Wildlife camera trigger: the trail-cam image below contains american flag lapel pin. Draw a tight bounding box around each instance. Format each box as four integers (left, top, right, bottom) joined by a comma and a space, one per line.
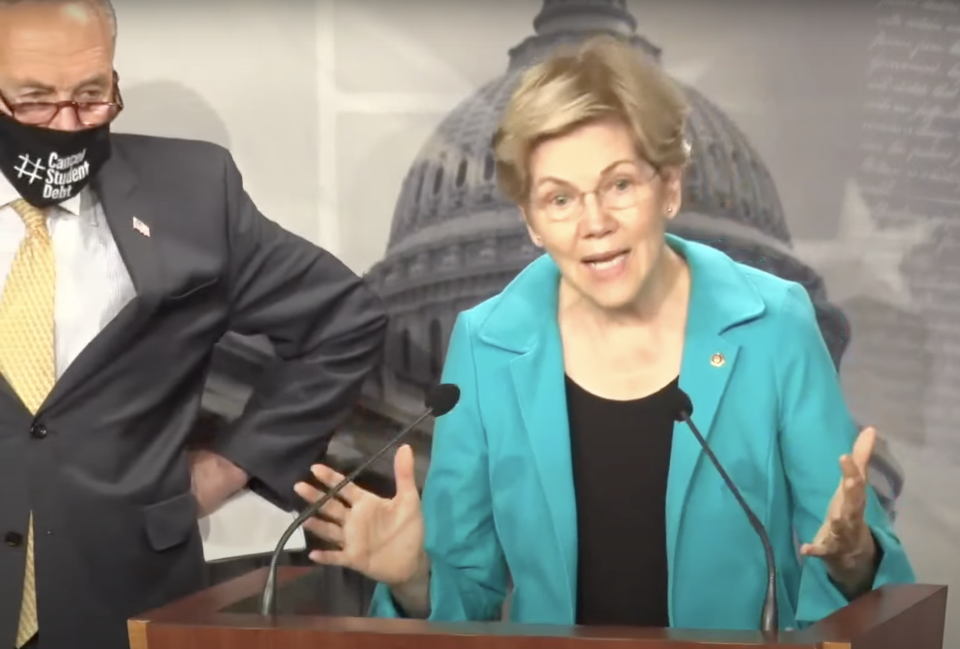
132, 216, 151, 237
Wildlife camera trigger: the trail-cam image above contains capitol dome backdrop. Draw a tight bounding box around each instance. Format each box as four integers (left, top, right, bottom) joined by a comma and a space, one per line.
351, 0, 903, 510
163, 1, 958, 641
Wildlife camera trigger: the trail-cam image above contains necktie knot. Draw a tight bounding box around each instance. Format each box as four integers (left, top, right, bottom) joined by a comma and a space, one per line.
8, 199, 48, 236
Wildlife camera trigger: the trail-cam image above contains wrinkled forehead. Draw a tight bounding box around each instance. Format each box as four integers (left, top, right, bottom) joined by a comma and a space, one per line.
535, 160, 650, 194
0, 1, 114, 93
527, 119, 649, 188
60, 1, 99, 23
0, 0, 109, 30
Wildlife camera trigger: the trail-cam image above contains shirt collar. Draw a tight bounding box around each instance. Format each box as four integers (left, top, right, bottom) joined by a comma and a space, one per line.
0, 168, 87, 218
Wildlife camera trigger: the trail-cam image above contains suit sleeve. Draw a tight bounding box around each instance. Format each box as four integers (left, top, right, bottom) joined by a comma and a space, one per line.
368, 313, 509, 621
776, 282, 915, 625
209, 150, 388, 507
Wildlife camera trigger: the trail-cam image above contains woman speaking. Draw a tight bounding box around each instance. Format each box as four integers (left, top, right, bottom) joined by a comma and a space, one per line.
295, 36, 915, 630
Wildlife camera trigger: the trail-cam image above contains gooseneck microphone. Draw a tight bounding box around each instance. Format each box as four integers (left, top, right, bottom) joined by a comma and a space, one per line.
258, 383, 461, 617
671, 387, 779, 636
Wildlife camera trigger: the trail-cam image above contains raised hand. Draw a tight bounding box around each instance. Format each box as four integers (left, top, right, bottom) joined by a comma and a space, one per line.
800, 427, 878, 582
294, 444, 427, 587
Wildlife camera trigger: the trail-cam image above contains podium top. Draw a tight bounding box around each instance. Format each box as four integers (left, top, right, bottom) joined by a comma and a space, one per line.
129, 567, 947, 649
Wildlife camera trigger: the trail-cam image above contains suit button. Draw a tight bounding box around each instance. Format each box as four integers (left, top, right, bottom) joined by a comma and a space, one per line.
30, 423, 47, 439
4, 531, 23, 547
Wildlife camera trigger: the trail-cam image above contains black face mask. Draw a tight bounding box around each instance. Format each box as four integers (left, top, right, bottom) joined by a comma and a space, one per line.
0, 111, 112, 208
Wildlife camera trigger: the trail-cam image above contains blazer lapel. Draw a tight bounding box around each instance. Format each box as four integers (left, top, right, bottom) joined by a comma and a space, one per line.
509, 321, 578, 618
480, 255, 578, 620
96, 147, 165, 306
662, 235, 765, 620
41, 143, 166, 414
665, 332, 739, 601
0, 377, 20, 418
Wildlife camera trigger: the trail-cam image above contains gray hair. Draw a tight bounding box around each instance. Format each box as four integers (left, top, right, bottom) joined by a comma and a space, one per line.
0, 0, 117, 40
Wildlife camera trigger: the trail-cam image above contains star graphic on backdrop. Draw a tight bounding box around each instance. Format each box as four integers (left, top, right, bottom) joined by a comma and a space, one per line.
792, 178, 941, 311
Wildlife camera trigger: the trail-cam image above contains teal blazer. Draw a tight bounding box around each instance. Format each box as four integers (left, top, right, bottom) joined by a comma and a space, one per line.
370, 235, 914, 629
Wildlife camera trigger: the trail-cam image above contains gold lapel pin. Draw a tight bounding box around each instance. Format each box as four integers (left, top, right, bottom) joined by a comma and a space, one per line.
710, 353, 725, 367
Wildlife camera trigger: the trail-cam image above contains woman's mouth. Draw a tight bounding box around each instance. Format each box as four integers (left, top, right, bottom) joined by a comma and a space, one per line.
581, 249, 630, 279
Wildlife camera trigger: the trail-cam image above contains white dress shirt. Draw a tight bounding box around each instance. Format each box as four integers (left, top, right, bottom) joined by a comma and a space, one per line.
0, 172, 135, 379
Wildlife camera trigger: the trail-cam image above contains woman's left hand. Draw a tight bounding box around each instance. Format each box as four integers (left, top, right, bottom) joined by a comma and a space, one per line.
800, 426, 878, 579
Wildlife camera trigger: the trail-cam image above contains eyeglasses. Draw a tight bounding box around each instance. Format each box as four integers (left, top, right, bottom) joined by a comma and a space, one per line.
0, 72, 124, 128
531, 164, 658, 222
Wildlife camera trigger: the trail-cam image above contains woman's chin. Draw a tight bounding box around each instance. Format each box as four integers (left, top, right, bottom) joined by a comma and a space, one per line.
574, 261, 643, 309
574, 277, 642, 312
590, 289, 641, 312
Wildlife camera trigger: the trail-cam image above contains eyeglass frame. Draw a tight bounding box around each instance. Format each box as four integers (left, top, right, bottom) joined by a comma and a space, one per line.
0, 70, 124, 128
528, 161, 662, 223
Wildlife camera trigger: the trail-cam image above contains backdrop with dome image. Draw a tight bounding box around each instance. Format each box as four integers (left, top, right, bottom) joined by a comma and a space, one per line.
119, 0, 958, 643
359, 0, 903, 513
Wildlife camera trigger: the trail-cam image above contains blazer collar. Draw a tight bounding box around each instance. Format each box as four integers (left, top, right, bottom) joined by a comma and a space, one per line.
477, 233, 766, 352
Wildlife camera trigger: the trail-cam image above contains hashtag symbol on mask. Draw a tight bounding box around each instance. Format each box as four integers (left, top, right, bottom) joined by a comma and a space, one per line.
13, 154, 45, 184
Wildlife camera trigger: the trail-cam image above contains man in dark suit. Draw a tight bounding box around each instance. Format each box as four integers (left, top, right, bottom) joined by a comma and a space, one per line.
0, 1, 388, 648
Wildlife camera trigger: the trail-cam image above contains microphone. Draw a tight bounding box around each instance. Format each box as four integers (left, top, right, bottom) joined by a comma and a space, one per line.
258, 383, 461, 617
671, 387, 779, 636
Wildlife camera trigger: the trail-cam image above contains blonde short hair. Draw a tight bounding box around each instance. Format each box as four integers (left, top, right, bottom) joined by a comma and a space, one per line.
492, 35, 690, 205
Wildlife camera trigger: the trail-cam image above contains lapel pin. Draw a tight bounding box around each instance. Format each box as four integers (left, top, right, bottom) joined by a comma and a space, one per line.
710, 353, 725, 367
132, 216, 151, 238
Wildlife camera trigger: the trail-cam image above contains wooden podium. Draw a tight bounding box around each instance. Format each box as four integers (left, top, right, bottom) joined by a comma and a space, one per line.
128, 567, 948, 649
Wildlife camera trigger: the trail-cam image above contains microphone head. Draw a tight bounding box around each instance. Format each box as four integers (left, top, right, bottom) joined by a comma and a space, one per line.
671, 386, 694, 422
425, 383, 461, 417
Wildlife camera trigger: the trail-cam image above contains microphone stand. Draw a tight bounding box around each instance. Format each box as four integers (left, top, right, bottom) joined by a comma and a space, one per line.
677, 409, 779, 636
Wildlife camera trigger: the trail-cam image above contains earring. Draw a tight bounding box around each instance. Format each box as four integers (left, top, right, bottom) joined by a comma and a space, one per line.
666, 206, 675, 215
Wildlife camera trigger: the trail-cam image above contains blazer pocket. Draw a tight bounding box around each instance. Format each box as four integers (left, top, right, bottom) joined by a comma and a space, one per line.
143, 490, 200, 551
164, 277, 220, 303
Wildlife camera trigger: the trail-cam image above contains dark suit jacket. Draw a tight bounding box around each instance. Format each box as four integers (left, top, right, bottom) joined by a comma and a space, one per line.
0, 134, 388, 649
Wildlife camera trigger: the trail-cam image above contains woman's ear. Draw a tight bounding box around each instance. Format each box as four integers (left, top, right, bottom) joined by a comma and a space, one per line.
659, 166, 683, 219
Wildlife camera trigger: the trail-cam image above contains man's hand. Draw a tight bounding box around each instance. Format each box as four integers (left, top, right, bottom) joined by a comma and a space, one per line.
189, 449, 249, 517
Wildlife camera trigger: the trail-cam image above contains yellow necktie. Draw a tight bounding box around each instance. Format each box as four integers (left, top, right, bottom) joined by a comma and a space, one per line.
0, 198, 56, 647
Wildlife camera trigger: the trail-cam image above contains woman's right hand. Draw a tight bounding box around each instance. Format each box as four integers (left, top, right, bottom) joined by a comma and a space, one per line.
294, 444, 428, 588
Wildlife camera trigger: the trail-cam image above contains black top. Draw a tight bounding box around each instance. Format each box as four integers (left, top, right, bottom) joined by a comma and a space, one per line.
566, 375, 679, 627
